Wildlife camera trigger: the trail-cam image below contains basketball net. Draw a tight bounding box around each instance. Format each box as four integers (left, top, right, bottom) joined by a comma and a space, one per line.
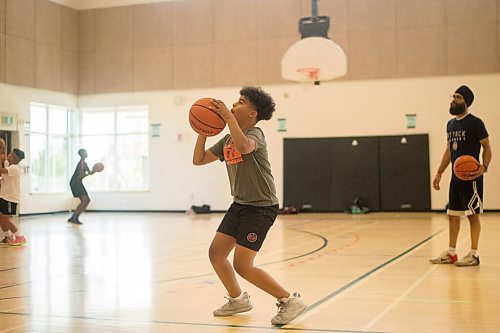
297, 67, 320, 82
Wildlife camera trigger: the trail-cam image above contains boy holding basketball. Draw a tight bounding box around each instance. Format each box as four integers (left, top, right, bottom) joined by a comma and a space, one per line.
0, 147, 27, 246
68, 149, 95, 225
192, 86, 306, 325
431, 85, 492, 266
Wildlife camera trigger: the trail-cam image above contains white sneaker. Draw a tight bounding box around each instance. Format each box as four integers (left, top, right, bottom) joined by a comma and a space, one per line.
455, 253, 480, 267
213, 292, 253, 316
429, 251, 458, 264
271, 292, 307, 325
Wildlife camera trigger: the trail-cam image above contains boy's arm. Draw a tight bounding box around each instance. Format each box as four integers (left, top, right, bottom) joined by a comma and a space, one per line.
225, 116, 256, 154
210, 99, 256, 154
81, 170, 95, 179
193, 135, 219, 166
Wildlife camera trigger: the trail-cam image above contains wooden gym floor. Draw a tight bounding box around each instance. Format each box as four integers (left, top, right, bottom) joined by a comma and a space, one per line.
0, 212, 499, 332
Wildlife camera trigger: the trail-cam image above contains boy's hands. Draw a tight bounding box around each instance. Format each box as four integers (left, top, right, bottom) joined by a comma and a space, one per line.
209, 99, 232, 122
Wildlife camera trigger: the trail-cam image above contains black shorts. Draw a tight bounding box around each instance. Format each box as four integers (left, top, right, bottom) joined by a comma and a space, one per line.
70, 179, 88, 198
448, 178, 483, 216
0, 198, 17, 215
217, 202, 279, 251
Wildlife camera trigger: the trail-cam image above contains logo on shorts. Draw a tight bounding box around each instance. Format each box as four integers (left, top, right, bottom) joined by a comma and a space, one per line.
247, 233, 258, 243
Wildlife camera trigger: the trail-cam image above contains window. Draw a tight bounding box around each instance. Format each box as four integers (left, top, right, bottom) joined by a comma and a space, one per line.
80, 106, 149, 191
30, 103, 74, 193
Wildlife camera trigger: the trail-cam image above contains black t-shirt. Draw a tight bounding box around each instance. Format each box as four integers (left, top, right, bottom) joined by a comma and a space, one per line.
70, 160, 90, 184
447, 113, 488, 180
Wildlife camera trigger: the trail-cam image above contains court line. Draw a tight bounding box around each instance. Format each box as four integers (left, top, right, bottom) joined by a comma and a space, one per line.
0, 220, 439, 332
0, 268, 21, 272
360, 265, 439, 331
0, 310, 388, 333
400, 297, 472, 304
361, 235, 470, 331
0, 285, 18, 291
155, 220, 379, 283
0, 223, 435, 332
154, 228, 329, 283
0, 228, 327, 300
0, 296, 26, 301
298, 229, 445, 314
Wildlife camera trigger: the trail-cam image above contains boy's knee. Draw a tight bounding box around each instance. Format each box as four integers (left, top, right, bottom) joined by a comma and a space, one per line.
233, 260, 252, 278
208, 246, 223, 264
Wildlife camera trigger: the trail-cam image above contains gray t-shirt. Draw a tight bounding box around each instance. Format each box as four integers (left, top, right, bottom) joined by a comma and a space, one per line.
209, 127, 279, 207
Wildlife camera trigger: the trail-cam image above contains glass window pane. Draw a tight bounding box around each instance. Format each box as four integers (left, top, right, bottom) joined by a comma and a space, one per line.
30, 133, 47, 192
30, 103, 47, 133
116, 134, 149, 190
48, 136, 69, 191
49, 106, 68, 134
79, 106, 150, 192
116, 110, 148, 134
80, 135, 115, 191
81, 111, 114, 135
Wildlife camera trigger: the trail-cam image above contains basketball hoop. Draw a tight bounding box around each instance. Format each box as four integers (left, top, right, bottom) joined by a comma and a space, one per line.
281, 37, 347, 83
297, 67, 320, 82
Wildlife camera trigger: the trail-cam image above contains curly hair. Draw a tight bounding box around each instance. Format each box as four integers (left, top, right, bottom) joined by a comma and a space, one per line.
240, 86, 276, 121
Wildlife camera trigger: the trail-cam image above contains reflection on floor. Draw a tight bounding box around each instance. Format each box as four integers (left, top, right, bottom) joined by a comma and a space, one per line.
0, 212, 499, 332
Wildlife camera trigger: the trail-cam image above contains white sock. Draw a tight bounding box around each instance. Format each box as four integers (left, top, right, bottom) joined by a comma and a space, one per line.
448, 247, 456, 256
4, 231, 12, 237
14, 231, 23, 237
230, 293, 244, 299
469, 249, 478, 256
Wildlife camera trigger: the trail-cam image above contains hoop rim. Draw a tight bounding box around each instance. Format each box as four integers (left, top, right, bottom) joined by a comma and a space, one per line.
296, 67, 321, 80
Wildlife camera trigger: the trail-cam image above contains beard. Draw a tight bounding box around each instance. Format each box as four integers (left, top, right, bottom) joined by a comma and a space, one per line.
449, 102, 466, 116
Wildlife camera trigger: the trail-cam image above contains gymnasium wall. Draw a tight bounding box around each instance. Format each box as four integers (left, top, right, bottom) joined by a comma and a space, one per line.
0, 0, 499, 213
0, 82, 78, 214
0, 0, 79, 93
74, 73, 500, 212
77, 0, 500, 93
1, 0, 499, 94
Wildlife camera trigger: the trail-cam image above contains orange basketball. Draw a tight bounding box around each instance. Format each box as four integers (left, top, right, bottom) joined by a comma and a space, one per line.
189, 98, 226, 136
453, 155, 480, 181
93, 162, 104, 173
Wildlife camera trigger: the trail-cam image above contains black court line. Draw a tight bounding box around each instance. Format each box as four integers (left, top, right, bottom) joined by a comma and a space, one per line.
305, 229, 445, 312
0, 267, 21, 272
154, 228, 329, 283
0, 270, 84, 291
0, 311, 389, 333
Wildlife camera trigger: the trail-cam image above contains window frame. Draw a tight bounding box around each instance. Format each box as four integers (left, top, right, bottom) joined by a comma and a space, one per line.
79, 105, 150, 192
29, 102, 75, 194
